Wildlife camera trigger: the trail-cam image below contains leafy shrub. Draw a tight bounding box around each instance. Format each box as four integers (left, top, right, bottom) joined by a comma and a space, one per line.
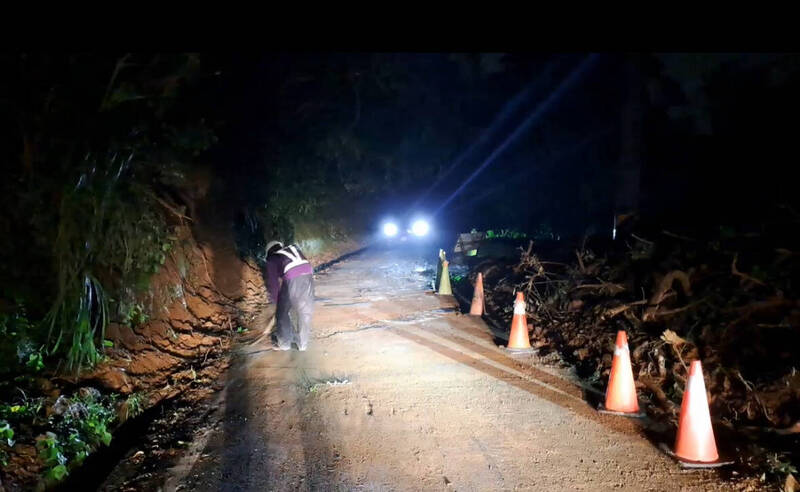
0, 420, 14, 446
122, 392, 145, 421
35, 391, 117, 483
0, 304, 45, 376
36, 433, 67, 482
486, 229, 528, 240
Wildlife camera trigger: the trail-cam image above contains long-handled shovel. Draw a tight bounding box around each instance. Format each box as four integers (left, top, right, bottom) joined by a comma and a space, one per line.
248, 315, 276, 346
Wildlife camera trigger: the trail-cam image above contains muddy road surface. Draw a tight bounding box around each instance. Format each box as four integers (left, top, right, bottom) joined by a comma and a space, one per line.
102, 246, 739, 491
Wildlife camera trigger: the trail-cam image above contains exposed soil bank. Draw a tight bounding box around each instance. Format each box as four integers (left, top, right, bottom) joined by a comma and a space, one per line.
0, 193, 365, 491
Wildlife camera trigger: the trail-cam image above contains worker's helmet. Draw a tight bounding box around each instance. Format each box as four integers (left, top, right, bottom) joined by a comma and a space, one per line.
266, 240, 284, 256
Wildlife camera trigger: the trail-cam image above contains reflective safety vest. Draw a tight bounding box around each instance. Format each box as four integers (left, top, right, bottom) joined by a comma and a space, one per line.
275, 245, 310, 274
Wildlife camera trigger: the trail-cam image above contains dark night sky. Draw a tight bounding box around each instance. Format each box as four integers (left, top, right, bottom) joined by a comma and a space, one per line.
193, 52, 799, 238
5, 53, 798, 240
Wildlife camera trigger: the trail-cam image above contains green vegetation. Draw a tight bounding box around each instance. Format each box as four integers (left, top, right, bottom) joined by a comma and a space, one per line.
36, 391, 117, 484
0, 420, 14, 466
0, 53, 218, 488
0, 388, 119, 485
1, 54, 214, 375
485, 229, 528, 240
36, 434, 67, 482
122, 393, 145, 421
766, 453, 797, 477
0, 304, 40, 376
120, 301, 149, 328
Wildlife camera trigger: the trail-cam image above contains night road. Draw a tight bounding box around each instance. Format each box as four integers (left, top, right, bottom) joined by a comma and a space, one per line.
3, 53, 797, 492
141, 247, 727, 492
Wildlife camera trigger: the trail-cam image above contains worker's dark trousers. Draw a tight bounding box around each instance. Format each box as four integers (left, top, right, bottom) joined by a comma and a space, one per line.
274, 273, 314, 349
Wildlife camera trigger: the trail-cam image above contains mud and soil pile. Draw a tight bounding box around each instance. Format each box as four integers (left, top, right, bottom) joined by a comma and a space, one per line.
470, 219, 799, 482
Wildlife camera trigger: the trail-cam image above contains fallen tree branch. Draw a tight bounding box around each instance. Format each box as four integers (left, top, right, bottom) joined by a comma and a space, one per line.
729, 297, 798, 314
101, 53, 132, 110
736, 370, 772, 424
574, 282, 626, 296
649, 270, 692, 307
639, 377, 678, 413
726, 297, 799, 329
575, 249, 586, 274
148, 192, 194, 223
773, 420, 800, 435
661, 230, 696, 242
731, 253, 766, 287
530, 279, 570, 285
643, 298, 707, 322
631, 233, 654, 246
667, 340, 689, 374
602, 299, 647, 319
775, 248, 799, 266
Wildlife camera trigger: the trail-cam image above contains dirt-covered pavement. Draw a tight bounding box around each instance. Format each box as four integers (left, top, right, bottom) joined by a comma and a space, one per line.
108, 246, 757, 491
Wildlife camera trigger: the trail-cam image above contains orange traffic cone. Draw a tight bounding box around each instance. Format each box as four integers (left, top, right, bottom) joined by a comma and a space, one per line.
506, 292, 532, 352
469, 273, 484, 315
599, 331, 644, 417
673, 360, 720, 464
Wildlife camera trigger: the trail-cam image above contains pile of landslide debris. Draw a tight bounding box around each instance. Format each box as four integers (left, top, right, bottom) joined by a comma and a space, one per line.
467, 216, 799, 484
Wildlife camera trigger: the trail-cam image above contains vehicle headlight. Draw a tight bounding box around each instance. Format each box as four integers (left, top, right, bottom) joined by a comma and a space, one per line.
383, 222, 399, 237
411, 219, 430, 236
